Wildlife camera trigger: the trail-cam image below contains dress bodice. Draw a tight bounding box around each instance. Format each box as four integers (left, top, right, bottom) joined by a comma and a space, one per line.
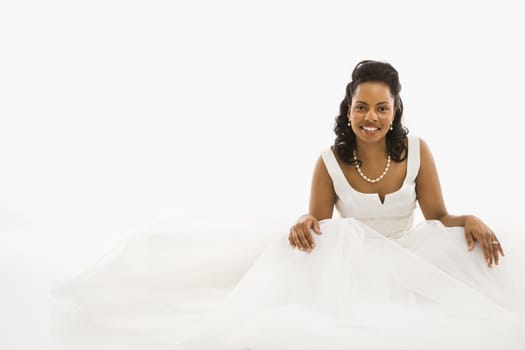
321, 135, 420, 238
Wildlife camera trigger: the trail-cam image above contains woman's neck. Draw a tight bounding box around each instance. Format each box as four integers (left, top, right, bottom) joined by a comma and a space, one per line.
355, 139, 388, 162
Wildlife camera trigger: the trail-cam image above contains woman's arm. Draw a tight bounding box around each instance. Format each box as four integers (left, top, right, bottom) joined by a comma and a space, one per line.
415, 138, 504, 267
308, 155, 336, 221
289, 156, 336, 252
436, 214, 473, 227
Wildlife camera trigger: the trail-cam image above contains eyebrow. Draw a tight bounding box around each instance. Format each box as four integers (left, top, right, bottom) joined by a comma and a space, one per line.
355, 101, 390, 105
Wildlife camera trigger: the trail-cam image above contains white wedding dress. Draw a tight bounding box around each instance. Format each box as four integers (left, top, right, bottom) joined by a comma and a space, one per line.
51, 135, 525, 350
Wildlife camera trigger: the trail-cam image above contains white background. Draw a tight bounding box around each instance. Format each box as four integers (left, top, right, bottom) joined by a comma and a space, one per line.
1, 1, 524, 349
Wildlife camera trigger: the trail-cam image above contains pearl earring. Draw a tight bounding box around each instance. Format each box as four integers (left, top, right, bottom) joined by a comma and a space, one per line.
347, 121, 351, 126
389, 124, 393, 131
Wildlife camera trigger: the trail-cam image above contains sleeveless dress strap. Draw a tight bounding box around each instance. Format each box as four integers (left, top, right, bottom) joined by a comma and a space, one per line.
320, 148, 348, 198
405, 134, 421, 184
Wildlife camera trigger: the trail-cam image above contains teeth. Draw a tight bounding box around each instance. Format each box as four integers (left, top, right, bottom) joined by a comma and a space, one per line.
362, 126, 379, 131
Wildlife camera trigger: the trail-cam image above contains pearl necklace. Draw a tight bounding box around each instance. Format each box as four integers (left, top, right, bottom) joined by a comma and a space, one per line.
353, 150, 391, 183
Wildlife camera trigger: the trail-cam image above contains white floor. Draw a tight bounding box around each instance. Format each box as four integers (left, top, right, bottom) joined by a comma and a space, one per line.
0, 219, 143, 350
0, 216, 285, 350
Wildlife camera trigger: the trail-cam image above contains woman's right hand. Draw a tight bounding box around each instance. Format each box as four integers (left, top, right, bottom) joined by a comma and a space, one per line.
288, 214, 322, 253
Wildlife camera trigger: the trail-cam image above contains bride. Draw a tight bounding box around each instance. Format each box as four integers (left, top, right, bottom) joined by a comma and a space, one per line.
52, 60, 525, 350
291, 60, 503, 267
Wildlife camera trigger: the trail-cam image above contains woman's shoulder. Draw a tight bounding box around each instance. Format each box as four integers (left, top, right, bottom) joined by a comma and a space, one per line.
408, 134, 431, 155
417, 137, 433, 159
407, 133, 419, 143
408, 133, 431, 145
408, 134, 431, 153
326, 145, 345, 165
409, 135, 435, 174
320, 145, 338, 161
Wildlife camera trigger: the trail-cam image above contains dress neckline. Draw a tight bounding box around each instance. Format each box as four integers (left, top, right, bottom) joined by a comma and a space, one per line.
329, 137, 411, 206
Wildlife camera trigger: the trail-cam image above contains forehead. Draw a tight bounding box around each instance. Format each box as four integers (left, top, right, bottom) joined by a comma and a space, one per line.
352, 81, 393, 103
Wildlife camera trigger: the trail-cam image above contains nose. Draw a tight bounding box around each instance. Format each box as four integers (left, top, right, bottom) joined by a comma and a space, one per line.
364, 110, 379, 121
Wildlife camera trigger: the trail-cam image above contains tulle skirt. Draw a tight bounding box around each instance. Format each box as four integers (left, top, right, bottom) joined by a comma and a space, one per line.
51, 217, 525, 350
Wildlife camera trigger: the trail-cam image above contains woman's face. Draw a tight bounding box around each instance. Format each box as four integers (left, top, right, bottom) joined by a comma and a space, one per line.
348, 81, 395, 144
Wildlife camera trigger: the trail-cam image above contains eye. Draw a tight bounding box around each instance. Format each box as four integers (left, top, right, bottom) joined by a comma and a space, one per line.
355, 105, 366, 111
378, 106, 389, 112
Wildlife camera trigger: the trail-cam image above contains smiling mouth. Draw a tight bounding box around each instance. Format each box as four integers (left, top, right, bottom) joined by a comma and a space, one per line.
360, 126, 380, 131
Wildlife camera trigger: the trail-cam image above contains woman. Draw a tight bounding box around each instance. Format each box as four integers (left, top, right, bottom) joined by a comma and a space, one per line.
290, 59, 503, 268
52, 60, 525, 350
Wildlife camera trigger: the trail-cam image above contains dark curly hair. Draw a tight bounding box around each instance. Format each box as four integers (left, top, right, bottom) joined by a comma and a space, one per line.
333, 60, 408, 166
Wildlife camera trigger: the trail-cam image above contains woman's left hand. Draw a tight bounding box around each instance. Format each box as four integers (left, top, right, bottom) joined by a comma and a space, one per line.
464, 216, 505, 268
